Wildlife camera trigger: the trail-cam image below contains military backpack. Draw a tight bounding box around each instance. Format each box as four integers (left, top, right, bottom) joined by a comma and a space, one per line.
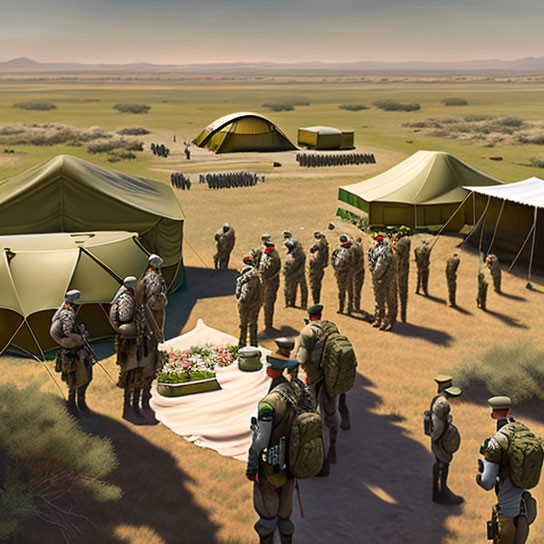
314, 321, 357, 396
495, 421, 544, 490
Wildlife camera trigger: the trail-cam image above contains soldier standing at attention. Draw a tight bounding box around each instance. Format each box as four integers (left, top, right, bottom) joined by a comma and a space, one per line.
236, 255, 262, 347
486, 253, 502, 293
392, 228, 411, 321
246, 354, 311, 544
283, 239, 308, 309
214, 223, 236, 269
331, 235, 355, 315
477, 259, 490, 311
49, 290, 96, 417
426, 375, 463, 505
415, 239, 431, 296
369, 234, 397, 331
445, 253, 461, 307
259, 240, 281, 330
308, 231, 329, 305
351, 236, 365, 313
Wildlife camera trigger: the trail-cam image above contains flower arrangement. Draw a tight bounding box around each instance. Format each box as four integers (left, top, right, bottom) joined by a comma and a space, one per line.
158, 344, 238, 385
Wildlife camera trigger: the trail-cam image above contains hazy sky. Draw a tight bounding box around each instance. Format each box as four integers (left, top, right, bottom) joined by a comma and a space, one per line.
1, 0, 543, 64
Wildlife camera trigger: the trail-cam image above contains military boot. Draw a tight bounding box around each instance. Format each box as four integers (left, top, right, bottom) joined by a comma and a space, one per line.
338, 293, 345, 314
339, 393, 351, 430
141, 385, 159, 424
76, 385, 92, 417
258, 534, 275, 544
122, 390, 137, 423
328, 429, 338, 465
432, 462, 441, 503
66, 389, 79, 418
439, 463, 463, 505
279, 533, 293, 544
249, 324, 258, 347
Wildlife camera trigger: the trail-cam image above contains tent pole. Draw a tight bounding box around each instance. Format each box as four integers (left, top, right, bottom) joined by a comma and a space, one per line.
413, 206, 417, 229
508, 223, 535, 273
459, 195, 491, 248
473, 192, 476, 225
478, 200, 487, 254
486, 199, 506, 256
430, 192, 472, 251
527, 206, 538, 287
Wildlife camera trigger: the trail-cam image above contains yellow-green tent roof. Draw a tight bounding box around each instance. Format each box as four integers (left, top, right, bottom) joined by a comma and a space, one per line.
340, 150, 502, 206
193, 111, 296, 154
0, 155, 184, 285
0, 231, 150, 358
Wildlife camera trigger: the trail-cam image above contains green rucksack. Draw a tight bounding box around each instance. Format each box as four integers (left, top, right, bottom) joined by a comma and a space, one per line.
314, 321, 358, 396
496, 421, 544, 490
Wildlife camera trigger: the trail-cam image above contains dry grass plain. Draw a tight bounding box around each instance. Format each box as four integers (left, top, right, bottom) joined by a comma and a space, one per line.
2, 76, 544, 543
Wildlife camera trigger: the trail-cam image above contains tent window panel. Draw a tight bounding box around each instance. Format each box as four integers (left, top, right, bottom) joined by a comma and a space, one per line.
231, 118, 273, 136
337, 189, 368, 213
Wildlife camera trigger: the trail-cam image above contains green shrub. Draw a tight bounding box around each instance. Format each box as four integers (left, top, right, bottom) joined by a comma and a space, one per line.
373, 99, 420, 112
499, 116, 524, 127
0, 384, 120, 540
529, 157, 544, 168
517, 131, 544, 145
107, 150, 137, 162
113, 103, 150, 114
464, 114, 494, 122
442, 97, 469, 106
452, 342, 544, 405
262, 102, 294, 112
0, 123, 111, 146
12, 101, 56, 111
87, 139, 143, 154
339, 104, 369, 111
117, 127, 150, 135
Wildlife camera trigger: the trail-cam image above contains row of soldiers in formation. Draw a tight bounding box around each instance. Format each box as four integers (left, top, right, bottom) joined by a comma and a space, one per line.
49, 254, 169, 424
170, 171, 192, 190
199, 171, 265, 190
150, 143, 171, 158
428, 376, 539, 544
216, 223, 505, 342
295, 152, 376, 167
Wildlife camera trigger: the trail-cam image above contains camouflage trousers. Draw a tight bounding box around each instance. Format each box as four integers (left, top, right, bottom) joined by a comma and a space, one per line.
308, 266, 325, 305
416, 267, 429, 295
446, 274, 457, 306
309, 380, 339, 434
214, 249, 232, 269
284, 274, 308, 309
238, 303, 261, 347
477, 280, 488, 310
397, 265, 409, 322
494, 512, 529, 544
56, 347, 93, 390
352, 268, 365, 312
374, 276, 398, 330
335, 270, 354, 314
262, 276, 280, 329
491, 269, 502, 293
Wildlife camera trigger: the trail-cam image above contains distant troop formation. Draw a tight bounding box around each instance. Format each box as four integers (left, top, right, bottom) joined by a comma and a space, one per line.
296, 152, 376, 167
199, 171, 265, 190
170, 171, 192, 190
150, 143, 170, 158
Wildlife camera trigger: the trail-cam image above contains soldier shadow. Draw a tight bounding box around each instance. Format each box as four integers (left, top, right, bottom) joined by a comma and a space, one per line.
258, 325, 301, 341
65, 413, 223, 544
451, 305, 472, 316
420, 293, 448, 305
164, 266, 238, 339
392, 323, 453, 347
483, 308, 528, 329
295, 374, 460, 544
497, 291, 527, 302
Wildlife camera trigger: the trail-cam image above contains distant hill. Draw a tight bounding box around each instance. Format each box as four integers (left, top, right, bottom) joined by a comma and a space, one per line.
3, 56, 544, 76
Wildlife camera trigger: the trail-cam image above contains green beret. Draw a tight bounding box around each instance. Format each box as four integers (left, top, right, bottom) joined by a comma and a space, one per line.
488, 396, 511, 411
307, 304, 323, 317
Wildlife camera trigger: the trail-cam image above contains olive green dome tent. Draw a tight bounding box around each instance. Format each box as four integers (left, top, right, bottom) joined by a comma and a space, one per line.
0, 155, 184, 288
0, 231, 150, 359
338, 150, 502, 229
193, 112, 296, 153
298, 126, 354, 150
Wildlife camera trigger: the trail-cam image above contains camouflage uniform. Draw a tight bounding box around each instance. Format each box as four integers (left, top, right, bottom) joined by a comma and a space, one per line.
486, 254, 502, 293
445, 254, 460, 307
308, 233, 329, 305
283, 240, 308, 309
259, 244, 281, 329
331, 240, 355, 314
415, 241, 431, 296
236, 265, 263, 347
50, 291, 96, 416
477, 269, 489, 310
214, 224, 236, 269
392, 232, 411, 321
369, 241, 398, 331
351, 238, 365, 313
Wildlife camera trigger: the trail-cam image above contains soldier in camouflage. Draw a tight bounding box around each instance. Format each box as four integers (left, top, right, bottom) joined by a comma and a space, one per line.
369, 234, 398, 331
283, 239, 308, 309
486, 254, 502, 293
331, 235, 355, 315
392, 228, 411, 321
445, 253, 460, 307
236, 256, 263, 347
477, 260, 490, 310
308, 231, 329, 305
415, 239, 431, 296
259, 240, 281, 330
351, 237, 365, 313
49, 289, 96, 417
214, 223, 236, 269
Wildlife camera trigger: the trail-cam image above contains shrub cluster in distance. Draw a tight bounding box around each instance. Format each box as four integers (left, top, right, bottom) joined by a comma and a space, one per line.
12, 101, 56, 111
442, 97, 469, 106
339, 104, 370, 111
373, 99, 420, 112
262, 96, 310, 112
113, 103, 151, 114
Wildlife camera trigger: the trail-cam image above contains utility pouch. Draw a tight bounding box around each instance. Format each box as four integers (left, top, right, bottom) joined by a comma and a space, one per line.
487, 520, 498, 540
262, 437, 286, 472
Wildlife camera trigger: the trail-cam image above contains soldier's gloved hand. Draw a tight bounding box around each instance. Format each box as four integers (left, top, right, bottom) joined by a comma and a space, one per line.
246, 468, 258, 482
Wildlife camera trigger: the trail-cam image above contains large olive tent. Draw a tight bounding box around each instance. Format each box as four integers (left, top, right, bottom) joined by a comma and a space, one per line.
338, 150, 502, 229
298, 126, 354, 150
0, 232, 150, 358
0, 155, 184, 287
193, 112, 296, 153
